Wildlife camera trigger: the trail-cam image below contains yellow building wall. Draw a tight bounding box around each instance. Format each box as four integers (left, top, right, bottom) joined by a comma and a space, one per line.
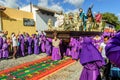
2, 7, 36, 37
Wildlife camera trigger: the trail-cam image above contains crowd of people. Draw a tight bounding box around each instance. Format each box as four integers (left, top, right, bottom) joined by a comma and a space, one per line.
0, 29, 119, 80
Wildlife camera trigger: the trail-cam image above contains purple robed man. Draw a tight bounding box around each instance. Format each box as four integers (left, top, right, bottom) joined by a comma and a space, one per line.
2, 39, 9, 58
52, 38, 62, 61
71, 38, 79, 60
0, 37, 3, 58
27, 37, 33, 54
40, 31, 46, 53
19, 34, 25, 56
105, 31, 120, 68
34, 36, 39, 54
50, 31, 62, 61
65, 37, 74, 56
79, 37, 105, 80
41, 36, 46, 53
45, 38, 52, 56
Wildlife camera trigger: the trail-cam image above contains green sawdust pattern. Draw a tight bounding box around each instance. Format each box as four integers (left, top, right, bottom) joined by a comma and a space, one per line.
0, 57, 69, 80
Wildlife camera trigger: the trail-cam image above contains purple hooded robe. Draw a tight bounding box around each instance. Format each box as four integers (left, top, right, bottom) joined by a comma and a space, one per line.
79, 37, 105, 80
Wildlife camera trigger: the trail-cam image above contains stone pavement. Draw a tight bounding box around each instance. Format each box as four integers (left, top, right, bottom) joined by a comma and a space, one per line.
44, 61, 82, 80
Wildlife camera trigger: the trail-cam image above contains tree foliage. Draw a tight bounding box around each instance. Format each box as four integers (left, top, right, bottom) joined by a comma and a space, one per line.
102, 12, 118, 24
102, 12, 120, 30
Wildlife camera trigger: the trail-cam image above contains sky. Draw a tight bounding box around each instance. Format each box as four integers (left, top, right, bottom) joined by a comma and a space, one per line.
0, 0, 120, 19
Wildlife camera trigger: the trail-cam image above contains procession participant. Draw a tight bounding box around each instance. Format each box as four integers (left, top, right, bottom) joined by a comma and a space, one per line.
27, 36, 33, 55
34, 34, 39, 54
2, 39, 9, 59
24, 33, 29, 53
3, 31, 8, 41
65, 37, 74, 57
39, 31, 46, 53
7, 37, 12, 56
45, 37, 52, 56
51, 31, 62, 61
71, 38, 79, 60
79, 37, 105, 80
105, 31, 120, 67
65, 40, 72, 57
11, 33, 18, 59
19, 34, 25, 56
41, 36, 46, 53
0, 36, 3, 59
99, 36, 110, 79
105, 31, 120, 80
31, 34, 35, 53
99, 36, 109, 62
77, 37, 83, 57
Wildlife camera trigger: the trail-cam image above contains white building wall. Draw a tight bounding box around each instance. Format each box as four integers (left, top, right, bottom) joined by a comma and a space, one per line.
20, 5, 31, 12
36, 12, 56, 31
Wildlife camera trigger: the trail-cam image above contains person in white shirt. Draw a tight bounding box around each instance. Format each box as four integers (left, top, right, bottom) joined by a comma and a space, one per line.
11, 33, 18, 59
99, 36, 109, 61
99, 36, 110, 80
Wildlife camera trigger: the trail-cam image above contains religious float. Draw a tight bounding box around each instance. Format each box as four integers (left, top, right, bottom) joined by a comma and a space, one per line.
45, 5, 103, 43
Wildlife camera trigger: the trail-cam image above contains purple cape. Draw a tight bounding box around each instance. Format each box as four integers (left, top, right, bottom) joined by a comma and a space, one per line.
79, 37, 105, 65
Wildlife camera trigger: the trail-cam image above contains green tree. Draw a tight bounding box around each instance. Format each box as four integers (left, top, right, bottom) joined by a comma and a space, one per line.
116, 21, 120, 30
102, 12, 118, 24
102, 12, 120, 30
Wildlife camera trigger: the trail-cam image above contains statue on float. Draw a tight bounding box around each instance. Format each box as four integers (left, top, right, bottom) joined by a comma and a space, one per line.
64, 13, 71, 31
79, 8, 87, 31
73, 12, 79, 31
54, 12, 64, 31
47, 5, 103, 32
95, 12, 103, 31
47, 19, 53, 31
86, 5, 94, 31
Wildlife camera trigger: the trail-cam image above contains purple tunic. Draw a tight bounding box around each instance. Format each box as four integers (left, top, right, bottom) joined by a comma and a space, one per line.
65, 42, 72, 56
71, 39, 79, 60
65, 37, 74, 56
27, 37, 33, 54
19, 35, 25, 56
2, 40, 9, 58
0, 37, 3, 58
52, 47, 61, 60
34, 38, 39, 54
41, 36, 46, 53
79, 37, 105, 80
80, 61, 102, 80
65, 48, 71, 56
105, 31, 120, 67
52, 39, 61, 61
45, 39, 51, 56
0, 37, 3, 49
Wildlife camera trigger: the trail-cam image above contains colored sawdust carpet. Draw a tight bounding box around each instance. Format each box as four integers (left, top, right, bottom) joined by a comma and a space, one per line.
0, 56, 75, 80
